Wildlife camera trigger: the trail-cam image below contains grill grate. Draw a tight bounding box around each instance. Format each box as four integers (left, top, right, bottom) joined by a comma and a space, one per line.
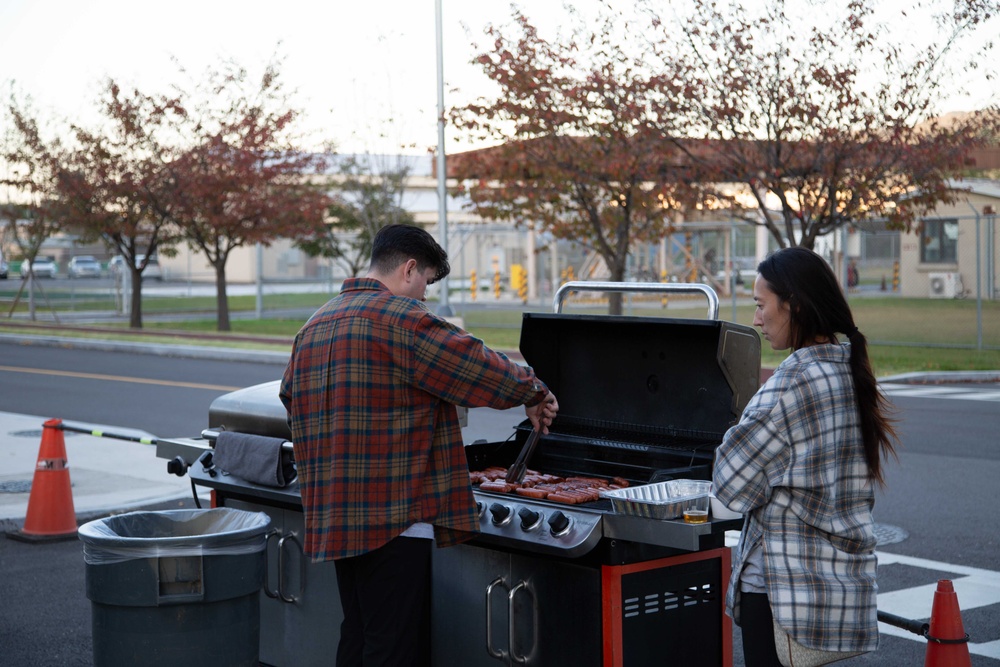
543, 415, 725, 447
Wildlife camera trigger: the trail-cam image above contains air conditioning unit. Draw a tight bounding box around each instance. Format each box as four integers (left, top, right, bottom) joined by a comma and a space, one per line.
928, 272, 963, 299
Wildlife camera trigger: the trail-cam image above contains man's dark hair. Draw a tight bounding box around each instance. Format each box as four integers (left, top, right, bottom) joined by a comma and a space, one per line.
370, 223, 450, 283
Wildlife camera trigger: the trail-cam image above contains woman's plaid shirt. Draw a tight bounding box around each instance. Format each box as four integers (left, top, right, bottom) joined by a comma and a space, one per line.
280, 278, 545, 561
713, 343, 879, 653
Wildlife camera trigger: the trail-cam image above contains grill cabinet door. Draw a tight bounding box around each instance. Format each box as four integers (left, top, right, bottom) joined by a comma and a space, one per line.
224, 499, 342, 666
432, 543, 602, 666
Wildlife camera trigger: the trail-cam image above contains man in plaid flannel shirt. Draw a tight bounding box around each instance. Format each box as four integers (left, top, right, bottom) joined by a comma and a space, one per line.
281, 224, 558, 667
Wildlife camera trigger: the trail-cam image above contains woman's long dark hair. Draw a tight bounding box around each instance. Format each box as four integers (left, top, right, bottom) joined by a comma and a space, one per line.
757, 247, 898, 486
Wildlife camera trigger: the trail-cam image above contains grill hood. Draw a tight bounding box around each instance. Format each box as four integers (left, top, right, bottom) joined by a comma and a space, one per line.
519, 313, 760, 442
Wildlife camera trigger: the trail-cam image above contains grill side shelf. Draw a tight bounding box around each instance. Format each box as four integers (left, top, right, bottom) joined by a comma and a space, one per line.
602, 513, 738, 552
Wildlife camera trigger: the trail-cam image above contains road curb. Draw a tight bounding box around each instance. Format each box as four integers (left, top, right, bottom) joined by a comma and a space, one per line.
881, 370, 1000, 384
0, 333, 292, 365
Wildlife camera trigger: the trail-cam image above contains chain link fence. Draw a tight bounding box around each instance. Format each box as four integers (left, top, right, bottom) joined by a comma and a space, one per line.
845, 214, 999, 350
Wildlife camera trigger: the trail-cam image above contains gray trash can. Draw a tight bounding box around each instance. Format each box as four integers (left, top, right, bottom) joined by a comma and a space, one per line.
78, 508, 271, 667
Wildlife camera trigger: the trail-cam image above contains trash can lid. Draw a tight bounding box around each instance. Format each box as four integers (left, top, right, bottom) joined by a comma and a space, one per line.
78, 508, 271, 565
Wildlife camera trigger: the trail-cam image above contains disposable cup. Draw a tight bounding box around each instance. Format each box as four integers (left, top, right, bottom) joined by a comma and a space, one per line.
682, 494, 710, 524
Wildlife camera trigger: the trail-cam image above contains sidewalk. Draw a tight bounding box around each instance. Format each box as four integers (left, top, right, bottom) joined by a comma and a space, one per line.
0, 410, 206, 532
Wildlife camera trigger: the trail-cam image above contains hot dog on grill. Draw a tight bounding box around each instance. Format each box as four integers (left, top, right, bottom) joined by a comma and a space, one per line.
472, 466, 623, 504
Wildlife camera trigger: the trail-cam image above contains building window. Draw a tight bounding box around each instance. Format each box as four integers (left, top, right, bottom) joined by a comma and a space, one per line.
920, 219, 958, 264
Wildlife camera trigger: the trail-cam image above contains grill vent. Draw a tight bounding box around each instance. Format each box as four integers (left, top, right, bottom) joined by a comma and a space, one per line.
623, 583, 716, 618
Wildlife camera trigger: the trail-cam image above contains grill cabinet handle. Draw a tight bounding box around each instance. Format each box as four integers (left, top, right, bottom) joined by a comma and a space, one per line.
277, 533, 304, 603
553, 281, 720, 319
509, 580, 536, 665
263, 529, 281, 599
486, 576, 510, 661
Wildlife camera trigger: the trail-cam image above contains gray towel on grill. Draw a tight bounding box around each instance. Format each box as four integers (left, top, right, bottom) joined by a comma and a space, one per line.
213, 431, 295, 488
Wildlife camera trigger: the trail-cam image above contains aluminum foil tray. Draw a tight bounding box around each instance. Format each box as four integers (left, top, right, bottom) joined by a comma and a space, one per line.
601, 479, 711, 520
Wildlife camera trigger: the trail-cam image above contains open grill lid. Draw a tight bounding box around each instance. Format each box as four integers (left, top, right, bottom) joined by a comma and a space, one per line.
518, 313, 760, 444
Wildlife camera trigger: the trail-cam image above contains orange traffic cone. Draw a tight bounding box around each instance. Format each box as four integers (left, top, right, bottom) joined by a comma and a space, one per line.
8, 419, 78, 543
924, 579, 971, 667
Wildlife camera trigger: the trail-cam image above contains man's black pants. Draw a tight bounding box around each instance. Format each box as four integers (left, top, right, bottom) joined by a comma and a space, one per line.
334, 536, 432, 667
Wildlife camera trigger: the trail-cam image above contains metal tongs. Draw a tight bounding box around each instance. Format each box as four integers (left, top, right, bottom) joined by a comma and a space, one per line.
505, 427, 542, 485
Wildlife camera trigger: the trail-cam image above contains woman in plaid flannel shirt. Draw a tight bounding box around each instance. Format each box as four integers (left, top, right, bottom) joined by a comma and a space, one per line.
713, 247, 898, 666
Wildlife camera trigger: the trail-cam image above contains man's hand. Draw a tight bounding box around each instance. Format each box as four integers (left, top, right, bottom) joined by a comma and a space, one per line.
525, 392, 559, 434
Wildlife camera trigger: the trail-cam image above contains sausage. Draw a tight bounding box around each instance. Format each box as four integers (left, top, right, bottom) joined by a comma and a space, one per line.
546, 492, 581, 504
479, 481, 512, 493
515, 487, 549, 499
565, 476, 606, 487
561, 489, 594, 503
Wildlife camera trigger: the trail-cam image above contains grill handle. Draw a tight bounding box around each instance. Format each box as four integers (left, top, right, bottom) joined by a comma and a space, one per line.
263, 529, 281, 599
553, 281, 720, 319
509, 580, 536, 665
201, 429, 294, 451
486, 577, 510, 661
277, 533, 303, 603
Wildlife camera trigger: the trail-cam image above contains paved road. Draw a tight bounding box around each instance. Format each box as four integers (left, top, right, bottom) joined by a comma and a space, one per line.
1, 338, 998, 666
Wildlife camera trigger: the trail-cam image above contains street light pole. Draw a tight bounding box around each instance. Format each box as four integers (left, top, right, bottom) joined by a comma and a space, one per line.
435, 0, 453, 317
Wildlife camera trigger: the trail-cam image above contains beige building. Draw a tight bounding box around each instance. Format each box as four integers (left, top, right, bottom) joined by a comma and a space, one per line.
897, 179, 1000, 299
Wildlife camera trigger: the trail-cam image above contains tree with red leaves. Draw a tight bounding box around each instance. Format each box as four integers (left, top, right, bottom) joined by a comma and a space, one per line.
656, 0, 1000, 248
8, 56, 331, 331
2, 91, 77, 320
60, 80, 186, 328
451, 0, 999, 288
168, 58, 332, 331
450, 6, 702, 314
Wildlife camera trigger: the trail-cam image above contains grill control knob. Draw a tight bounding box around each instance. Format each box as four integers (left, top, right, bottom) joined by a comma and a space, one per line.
489, 503, 512, 525
518, 507, 541, 531
166, 456, 188, 477
547, 510, 571, 536
476, 501, 484, 517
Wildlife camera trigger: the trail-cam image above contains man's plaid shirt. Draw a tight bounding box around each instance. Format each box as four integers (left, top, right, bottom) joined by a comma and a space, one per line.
280, 278, 545, 561
713, 343, 879, 653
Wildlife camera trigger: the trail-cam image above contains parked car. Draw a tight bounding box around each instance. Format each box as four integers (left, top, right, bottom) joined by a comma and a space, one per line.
67, 256, 103, 278
20, 255, 59, 279
109, 254, 162, 281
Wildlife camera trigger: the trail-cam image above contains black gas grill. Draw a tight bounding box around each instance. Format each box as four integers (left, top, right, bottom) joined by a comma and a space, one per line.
433, 288, 759, 667
461, 308, 759, 559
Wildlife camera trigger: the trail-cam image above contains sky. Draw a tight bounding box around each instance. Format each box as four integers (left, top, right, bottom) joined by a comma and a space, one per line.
0, 0, 592, 155
2, 0, 997, 156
